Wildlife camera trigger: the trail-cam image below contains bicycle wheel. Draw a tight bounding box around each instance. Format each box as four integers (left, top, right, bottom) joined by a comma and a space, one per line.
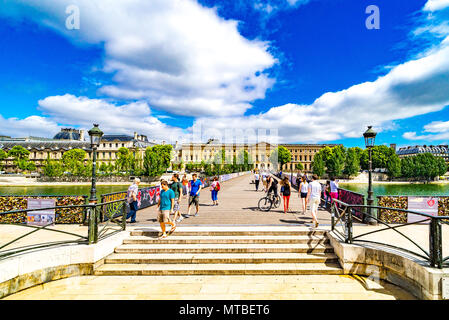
258, 197, 272, 212
273, 196, 281, 209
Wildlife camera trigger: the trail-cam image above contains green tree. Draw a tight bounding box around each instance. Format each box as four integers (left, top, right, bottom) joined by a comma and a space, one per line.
43, 157, 64, 177
62, 149, 87, 176
116, 147, 132, 173
361, 145, 393, 170
323, 145, 346, 177
312, 153, 325, 177
386, 153, 401, 180
344, 147, 360, 177
143, 144, 173, 177
7, 145, 31, 173
436, 157, 448, 177
0, 149, 7, 170
269, 146, 291, 171
295, 163, 304, 171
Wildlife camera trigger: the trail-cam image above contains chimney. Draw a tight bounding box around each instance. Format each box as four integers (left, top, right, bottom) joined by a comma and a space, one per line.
134, 132, 138, 140
79, 130, 85, 141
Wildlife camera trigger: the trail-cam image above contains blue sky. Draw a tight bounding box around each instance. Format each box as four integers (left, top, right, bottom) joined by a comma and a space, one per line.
0, 0, 448, 148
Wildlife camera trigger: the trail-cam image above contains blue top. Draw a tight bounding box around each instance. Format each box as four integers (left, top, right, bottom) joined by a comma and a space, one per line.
190, 179, 203, 196
160, 188, 175, 211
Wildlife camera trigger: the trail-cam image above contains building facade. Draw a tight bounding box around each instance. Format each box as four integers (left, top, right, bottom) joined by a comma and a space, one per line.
0, 129, 155, 173
396, 145, 449, 163
175, 140, 339, 173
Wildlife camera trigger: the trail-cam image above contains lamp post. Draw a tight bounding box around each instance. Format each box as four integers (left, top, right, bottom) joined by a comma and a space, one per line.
363, 126, 377, 225
87, 124, 103, 243
88, 124, 104, 204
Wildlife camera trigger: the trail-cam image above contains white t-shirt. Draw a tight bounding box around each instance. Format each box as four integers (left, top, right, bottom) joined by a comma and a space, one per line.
254, 173, 260, 180
330, 181, 339, 193
308, 181, 322, 199
127, 184, 138, 203
300, 182, 309, 193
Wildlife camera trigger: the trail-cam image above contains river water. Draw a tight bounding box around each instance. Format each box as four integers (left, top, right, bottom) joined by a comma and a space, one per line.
339, 183, 449, 198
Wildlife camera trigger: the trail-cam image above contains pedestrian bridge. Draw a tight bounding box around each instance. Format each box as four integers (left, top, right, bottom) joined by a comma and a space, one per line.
0, 173, 448, 300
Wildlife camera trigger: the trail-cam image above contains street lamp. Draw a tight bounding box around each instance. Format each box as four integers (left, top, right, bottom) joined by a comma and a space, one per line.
88, 124, 104, 204
363, 126, 377, 225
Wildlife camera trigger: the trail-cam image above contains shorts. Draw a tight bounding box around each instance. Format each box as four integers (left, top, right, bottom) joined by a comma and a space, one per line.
182, 185, 188, 196
301, 192, 308, 199
189, 195, 199, 206
310, 198, 320, 213
158, 210, 170, 223
173, 198, 180, 212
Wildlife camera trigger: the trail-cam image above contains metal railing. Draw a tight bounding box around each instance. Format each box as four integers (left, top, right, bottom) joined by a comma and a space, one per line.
0, 198, 128, 260
328, 198, 449, 269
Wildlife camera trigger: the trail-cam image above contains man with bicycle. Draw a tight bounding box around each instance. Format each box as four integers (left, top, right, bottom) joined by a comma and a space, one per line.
266, 176, 279, 198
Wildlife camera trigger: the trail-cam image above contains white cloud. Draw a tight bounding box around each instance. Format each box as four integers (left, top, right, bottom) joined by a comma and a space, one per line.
36, 94, 186, 142
189, 1, 449, 143
1, 0, 276, 118
424, 0, 449, 12
0, 115, 60, 138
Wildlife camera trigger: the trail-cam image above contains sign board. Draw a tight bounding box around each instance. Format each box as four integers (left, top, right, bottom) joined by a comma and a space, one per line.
27, 198, 56, 226
407, 197, 439, 224
442, 278, 449, 300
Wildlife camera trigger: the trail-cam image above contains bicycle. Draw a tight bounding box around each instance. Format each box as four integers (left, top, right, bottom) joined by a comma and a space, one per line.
258, 192, 281, 212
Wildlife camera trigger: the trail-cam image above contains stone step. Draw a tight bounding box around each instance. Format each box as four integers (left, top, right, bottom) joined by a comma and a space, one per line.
123, 235, 329, 245
104, 252, 339, 264
130, 230, 327, 237
114, 243, 335, 254
94, 262, 343, 276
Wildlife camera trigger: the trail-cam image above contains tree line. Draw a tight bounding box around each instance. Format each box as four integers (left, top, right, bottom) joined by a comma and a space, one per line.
311, 145, 447, 181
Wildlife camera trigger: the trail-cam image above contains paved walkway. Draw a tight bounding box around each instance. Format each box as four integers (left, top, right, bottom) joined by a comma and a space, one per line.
135, 174, 332, 226
4, 274, 415, 300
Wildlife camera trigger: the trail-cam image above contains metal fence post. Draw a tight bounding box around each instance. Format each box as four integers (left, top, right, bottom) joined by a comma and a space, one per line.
121, 201, 127, 231
429, 219, 443, 268
331, 203, 335, 231
345, 206, 353, 244
88, 205, 98, 244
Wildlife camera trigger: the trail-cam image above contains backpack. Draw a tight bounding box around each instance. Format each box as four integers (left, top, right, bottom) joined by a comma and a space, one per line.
215, 182, 221, 191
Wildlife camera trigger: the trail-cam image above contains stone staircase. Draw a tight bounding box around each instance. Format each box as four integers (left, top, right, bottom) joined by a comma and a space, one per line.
94, 229, 343, 275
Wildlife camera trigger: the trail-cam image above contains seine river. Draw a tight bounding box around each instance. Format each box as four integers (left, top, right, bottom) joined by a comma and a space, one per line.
339, 183, 449, 198
0, 185, 140, 197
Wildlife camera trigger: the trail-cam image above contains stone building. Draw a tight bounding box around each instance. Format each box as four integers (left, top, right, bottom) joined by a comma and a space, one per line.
175, 140, 339, 172
396, 145, 449, 163
0, 129, 155, 173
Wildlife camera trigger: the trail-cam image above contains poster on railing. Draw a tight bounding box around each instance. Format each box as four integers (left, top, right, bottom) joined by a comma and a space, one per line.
26, 198, 56, 226
407, 197, 439, 224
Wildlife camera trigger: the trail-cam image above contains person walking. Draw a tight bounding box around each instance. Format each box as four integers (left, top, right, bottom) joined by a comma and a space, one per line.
323, 180, 331, 209
181, 174, 189, 197
187, 173, 203, 217
170, 174, 184, 223
330, 177, 339, 208
280, 177, 291, 213
210, 176, 220, 206
254, 171, 260, 191
307, 174, 322, 228
126, 178, 140, 224
299, 176, 309, 215
157, 180, 176, 239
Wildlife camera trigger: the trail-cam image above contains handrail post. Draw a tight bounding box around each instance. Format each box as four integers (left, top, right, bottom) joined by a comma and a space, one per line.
88, 204, 98, 244
121, 201, 127, 231
345, 205, 353, 244
331, 202, 335, 231
429, 218, 443, 268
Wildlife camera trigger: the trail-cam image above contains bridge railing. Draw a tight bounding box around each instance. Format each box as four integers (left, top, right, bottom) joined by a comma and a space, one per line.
329, 198, 449, 269
0, 198, 128, 260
